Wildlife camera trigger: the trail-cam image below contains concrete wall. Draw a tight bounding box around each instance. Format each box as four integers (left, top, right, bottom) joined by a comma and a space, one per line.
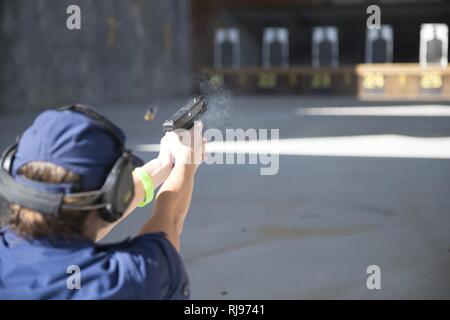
0, 0, 192, 113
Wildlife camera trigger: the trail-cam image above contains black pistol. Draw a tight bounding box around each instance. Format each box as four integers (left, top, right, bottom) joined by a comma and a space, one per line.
163, 96, 207, 132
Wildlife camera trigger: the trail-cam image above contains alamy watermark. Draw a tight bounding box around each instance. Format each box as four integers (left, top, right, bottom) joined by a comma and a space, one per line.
66, 5, 81, 30
204, 128, 279, 176
169, 124, 280, 176
366, 5, 381, 30
66, 264, 81, 290
366, 265, 381, 290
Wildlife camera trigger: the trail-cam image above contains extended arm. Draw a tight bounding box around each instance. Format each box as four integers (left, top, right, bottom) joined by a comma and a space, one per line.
94, 146, 173, 241
138, 162, 195, 251
139, 123, 204, 252
94, 123, 204, 245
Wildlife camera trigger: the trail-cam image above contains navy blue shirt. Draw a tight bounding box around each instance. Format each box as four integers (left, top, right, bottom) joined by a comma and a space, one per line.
0, 228, 190, 300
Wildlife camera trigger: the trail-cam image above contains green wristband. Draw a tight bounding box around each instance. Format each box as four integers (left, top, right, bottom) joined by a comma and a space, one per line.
133, 167, 154, 207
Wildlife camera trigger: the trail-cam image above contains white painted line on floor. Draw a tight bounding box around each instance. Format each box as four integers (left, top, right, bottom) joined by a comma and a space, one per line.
135, 135, 450, 159
296, 105, 450, 117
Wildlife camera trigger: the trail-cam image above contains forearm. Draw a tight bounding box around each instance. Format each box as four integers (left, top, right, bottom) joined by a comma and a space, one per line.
126, 158, 172, 215
138, 163, 196, 251
94, 158, 172, 241
154, 163, 195, 232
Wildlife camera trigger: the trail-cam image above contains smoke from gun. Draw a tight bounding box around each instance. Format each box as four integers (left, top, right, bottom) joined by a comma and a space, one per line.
199, 77, 234, 131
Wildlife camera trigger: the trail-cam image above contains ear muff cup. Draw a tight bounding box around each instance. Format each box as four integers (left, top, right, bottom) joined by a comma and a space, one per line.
98, 153, 135, 223
1, 144, 18, 173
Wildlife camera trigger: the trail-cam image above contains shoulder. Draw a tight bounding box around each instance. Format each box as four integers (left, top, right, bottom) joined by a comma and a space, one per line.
0, 229, 190, 300
97, 232, 190, 300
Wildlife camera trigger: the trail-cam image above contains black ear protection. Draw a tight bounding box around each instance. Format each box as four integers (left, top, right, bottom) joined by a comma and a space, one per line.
0, 104, 137, 223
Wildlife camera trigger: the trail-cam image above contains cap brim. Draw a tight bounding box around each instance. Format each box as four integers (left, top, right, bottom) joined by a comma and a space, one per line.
131, 154, 145, 168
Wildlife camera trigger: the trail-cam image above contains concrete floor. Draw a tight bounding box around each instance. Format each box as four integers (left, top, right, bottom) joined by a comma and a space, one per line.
1, 96, 450, 299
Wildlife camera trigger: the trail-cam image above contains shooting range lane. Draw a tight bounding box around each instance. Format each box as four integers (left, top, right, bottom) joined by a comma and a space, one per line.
2, 96, 449, 299
128, 96, 450, 299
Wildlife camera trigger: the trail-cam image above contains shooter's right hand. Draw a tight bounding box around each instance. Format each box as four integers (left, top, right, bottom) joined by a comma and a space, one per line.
161, 121, 206, 172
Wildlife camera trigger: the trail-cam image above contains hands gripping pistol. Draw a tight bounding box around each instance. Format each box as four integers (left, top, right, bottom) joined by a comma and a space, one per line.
163, 96, 207, 132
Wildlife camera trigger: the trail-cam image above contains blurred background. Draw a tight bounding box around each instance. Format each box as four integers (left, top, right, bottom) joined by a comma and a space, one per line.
1, 0, 450, 299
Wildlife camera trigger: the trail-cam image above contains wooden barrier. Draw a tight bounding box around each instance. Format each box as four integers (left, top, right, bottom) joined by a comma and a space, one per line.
203, 64, 450, 100
356, 64, 450, 100
203, 67, 357, 95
